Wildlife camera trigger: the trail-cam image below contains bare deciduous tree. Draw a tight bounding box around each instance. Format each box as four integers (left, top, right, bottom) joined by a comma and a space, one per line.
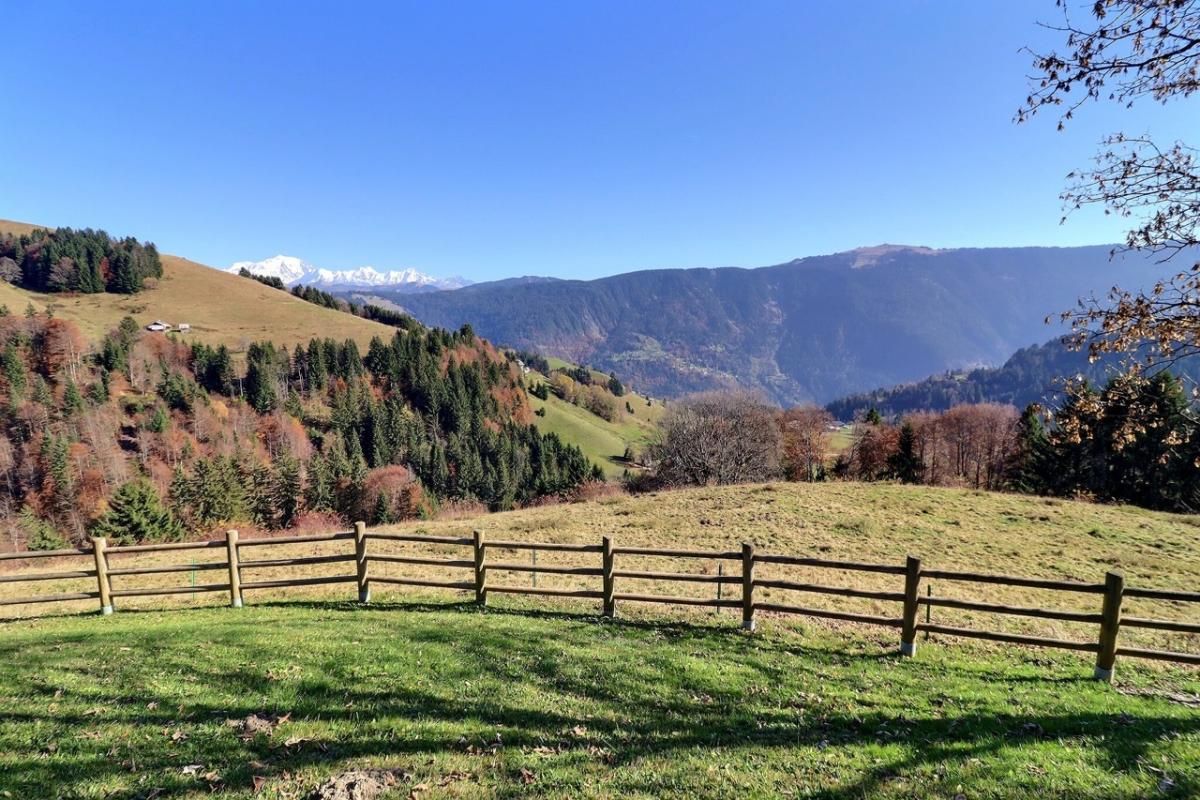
649, 391, 781, 486
1019, 0, 1200, 368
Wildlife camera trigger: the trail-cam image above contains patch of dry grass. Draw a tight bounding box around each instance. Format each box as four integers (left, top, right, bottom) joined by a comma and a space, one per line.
0, 218, 394, 352
2, 482, 1197, 660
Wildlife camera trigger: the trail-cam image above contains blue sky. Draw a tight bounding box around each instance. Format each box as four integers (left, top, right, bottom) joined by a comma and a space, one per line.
2, 1, 1194, 282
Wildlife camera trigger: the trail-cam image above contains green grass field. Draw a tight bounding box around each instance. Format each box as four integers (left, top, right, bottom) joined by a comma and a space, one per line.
0, 600, 1196, 799
2, 482, 1200, 797
527, 371, 664, 477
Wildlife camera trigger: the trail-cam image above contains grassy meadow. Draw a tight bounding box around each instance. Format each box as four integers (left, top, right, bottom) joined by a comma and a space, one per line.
527, 371, 664, 477
3, 482, 1197, 652
0, 599, 1196, 799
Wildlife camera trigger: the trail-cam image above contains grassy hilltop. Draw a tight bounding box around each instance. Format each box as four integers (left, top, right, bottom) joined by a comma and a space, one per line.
0, 219, 394, 354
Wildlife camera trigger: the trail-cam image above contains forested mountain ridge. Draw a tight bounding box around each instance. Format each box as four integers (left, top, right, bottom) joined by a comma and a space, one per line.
0, 222, 601, 551
0, 309, 598, 550
826, 337, 1200, 420
383, 244, 1168, 405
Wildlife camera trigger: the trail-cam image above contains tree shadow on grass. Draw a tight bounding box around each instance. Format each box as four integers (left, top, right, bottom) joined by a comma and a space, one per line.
0, 602, 1196, 798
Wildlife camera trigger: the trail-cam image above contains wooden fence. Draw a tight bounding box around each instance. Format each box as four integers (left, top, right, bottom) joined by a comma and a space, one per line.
1, 524, 1197, 681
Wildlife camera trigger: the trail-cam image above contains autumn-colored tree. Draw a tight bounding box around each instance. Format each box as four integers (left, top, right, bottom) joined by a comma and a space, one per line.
1020, 1, 1200, 367
779, 406, 833, 481
362, 465, 424, 523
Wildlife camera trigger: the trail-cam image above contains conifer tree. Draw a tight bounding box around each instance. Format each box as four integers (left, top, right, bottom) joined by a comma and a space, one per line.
888, 422, 923, 484
62, 380, 84, 417
274, 453, 302, 528
94, 480, 184, 544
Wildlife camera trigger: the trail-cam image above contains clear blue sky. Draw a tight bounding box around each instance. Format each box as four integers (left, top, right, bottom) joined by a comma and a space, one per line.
2, 1, 1194, 282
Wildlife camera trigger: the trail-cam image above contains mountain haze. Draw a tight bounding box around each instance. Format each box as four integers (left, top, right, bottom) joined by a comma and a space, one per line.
380, 245, 1165, 405
228, 255, 471, 292
825, 336, 1200, 421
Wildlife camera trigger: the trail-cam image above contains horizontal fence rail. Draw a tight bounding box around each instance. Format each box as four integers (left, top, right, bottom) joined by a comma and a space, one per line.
0, 524, 1196, 681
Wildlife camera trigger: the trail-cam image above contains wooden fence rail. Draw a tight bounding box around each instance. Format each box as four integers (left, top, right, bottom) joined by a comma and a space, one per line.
1, 525, 1197, 679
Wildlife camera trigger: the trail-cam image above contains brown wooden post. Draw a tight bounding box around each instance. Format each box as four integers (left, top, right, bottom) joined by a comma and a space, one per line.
473, 529, 487, 606
91, 536, 113, 615
900, 555, 922, 656
741, 542, 755, 631
354, 521, 370, 603
602, 536, 615, 618
1094, 569, 1125, 682
225, 529, 243, 608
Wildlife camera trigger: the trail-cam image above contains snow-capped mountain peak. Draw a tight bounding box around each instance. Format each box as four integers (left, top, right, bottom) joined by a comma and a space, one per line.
226, 255, 471, 292
228, 255, 314, 285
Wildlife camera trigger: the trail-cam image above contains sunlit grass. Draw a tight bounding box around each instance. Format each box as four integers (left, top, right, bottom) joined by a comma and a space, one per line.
0, 600, 1196, 799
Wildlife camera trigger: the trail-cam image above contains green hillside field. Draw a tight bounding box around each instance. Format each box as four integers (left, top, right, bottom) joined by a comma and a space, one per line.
1, 483, 1198, 797
526, 367, 664, 477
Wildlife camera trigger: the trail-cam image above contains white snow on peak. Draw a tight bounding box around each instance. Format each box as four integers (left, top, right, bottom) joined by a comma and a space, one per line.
226, 255, 471, 292
227, 255, 313, 285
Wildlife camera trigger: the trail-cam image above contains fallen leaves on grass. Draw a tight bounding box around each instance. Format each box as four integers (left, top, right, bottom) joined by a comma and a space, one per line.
228, 711, 292, 740
309, 768, 411, 800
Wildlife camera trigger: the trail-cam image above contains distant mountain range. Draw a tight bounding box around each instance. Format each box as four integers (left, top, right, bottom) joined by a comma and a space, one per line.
825, 336, 1200, 421
373, 244, 1172, 406
226, 255, 471, 292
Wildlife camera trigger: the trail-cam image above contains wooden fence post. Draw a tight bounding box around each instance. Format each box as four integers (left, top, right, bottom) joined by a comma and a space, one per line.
602, 536, 615, 618
473, 529, 487, 606
91, 537, 113, 615
1094, 570, 1125, 681
225, 529, 243, 608
900, 555, 922, 656
354, 521, 370, 603
741, 542, 755, 631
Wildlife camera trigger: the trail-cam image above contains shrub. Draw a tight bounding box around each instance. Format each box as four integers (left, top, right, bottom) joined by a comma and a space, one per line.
361, 465, 425, 524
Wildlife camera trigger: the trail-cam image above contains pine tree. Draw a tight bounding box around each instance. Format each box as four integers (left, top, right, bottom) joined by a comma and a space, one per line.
274, 453, 303, 528
304, 452, 334, 512
93, 480, 185, 544
19, 506, 68, 550
371, 492, 394, 525
31, 376, 52, 406
1010, 404, 1053, 494
888, 422, 924, 484
63, 380, 84, 417
243, 460, 277, 527
2, 342, 26, 398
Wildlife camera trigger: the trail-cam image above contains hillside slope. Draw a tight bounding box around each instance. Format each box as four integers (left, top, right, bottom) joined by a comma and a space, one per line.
0, 219, 394, 351
827, 336, 1200, 420
526, 366, 664, 477
384, 245, 1169, 405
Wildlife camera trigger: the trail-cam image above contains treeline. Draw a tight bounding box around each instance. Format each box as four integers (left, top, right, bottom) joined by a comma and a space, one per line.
238, 267, 286, 290
1, 310, 599, 550
826, 337, 1200, 420
640, 376, 1200, 512
0, 227, 162, 294
231, 270, 423, 331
